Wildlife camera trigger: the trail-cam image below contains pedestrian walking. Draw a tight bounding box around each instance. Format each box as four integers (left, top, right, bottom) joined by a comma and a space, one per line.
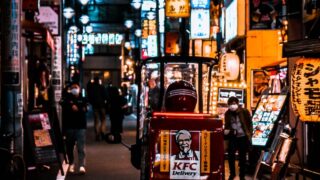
106, 86, 127, 143
224, 96, 253, 180
61, 82, 88, 175
87, 77, 107, 141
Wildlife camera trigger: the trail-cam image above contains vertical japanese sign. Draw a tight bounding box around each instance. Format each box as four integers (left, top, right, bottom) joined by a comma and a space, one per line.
225, 0, 237, 42
147, 35, 158, 57
200, 130, 210, 173
141, 1, 158, 59
4, 0, 21, 86
160, 130, 170, 172
52, 37, 62, 103
291, 58, 320, 122
166, 0, 190, 18
190, 9, 210, 39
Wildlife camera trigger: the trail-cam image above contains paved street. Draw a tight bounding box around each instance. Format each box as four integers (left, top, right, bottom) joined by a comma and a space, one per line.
65, 112, 140, 180
61, 110, 297, 180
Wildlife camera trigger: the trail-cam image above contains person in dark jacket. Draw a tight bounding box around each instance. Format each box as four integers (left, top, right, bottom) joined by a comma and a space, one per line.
87, 77, 107, 141
61, 83, 88, 174
224, 96, 253, 180
148, 79, 160, 111
107, 86, 127, 143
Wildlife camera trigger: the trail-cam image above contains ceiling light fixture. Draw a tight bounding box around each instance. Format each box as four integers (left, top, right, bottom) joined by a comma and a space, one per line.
130, 0, 142, 10
80, 15, 90, 24
79, 0, 90, 5
134, 29, 142, 37
63, 7, 75, 19
146, 11, 156, 20
124, 20, 134, 29
86, 25, 93, 33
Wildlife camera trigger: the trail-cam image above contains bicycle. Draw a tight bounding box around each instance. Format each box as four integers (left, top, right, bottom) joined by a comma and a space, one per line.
0, 132, 26, 180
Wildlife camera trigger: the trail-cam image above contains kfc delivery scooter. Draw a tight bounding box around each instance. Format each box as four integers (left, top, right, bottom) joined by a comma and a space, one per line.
130, 56, 224, 180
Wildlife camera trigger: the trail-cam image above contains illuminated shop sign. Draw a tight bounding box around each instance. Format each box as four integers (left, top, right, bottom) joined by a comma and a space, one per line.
142, 19, 157, 38
291, 58, 320, 122
225, 0, 237, 42
142, 0, 156, 11
166, 0, 190, 18
202, 40, 217, 58
220, 8, 225, 39
191, 0, 210, 9
225, 0, 245, 42
78, 33, 123, 45
147, 35, 158, 57
159, 7, 165, 33
67, 31, 79, 65
141, 0, 159, 59
190, 9, 210, 39
218, 88, 244, 104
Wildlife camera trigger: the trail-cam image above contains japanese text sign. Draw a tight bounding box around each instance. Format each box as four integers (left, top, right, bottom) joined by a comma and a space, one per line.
291, 58, 320, 122
166, 0, 190, 18
190, 9, 210, 39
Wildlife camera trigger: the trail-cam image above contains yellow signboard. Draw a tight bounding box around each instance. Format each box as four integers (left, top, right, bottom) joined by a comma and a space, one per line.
291, 58, 320, 122
160, 130, 170, 172
201, 130, 210, 173
166, 0, 190, 18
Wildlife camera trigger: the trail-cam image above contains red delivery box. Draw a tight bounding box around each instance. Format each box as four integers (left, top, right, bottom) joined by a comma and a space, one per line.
147, 112, 224, 180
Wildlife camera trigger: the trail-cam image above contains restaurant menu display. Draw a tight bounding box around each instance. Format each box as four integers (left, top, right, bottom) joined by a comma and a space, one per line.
27, 112, 58, 164
252, 94, 287, 147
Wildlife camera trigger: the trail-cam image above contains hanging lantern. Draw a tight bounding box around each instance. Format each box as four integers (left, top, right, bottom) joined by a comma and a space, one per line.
291, 58, 320, 122
220, 52, 240, 80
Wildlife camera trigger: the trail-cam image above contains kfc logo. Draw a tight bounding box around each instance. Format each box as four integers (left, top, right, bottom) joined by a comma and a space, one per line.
170, 130, 200, 179
173, 162, 197, 170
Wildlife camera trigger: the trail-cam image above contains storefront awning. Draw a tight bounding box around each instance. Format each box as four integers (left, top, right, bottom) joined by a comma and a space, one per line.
283, 39, 320, 57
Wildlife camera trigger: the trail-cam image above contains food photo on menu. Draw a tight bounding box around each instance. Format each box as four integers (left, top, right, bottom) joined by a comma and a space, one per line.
251, 94, 287, 146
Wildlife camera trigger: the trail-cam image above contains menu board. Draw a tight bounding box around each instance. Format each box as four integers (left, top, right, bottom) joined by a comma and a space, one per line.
252, 95, 287, 147
218, 88, 244, 104
26, 112, 58, 164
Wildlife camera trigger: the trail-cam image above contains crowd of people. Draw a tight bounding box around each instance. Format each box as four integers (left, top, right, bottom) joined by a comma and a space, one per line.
60, 77, 129, 175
